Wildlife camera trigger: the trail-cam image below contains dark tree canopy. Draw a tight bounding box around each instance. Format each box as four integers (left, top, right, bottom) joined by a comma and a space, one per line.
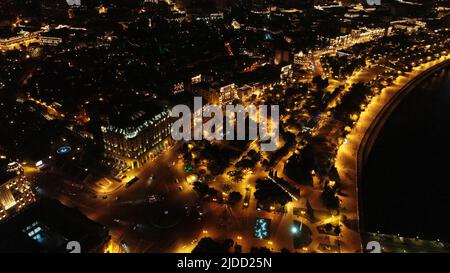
192, 237, 233, 253
228, 191, 243, 205
254, 179, 292, 206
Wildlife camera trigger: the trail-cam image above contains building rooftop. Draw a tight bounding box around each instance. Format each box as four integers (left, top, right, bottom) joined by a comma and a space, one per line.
0, 161, 17, 187
0, 25, 41, 40
0, 28, 16, 39
102, 98, 170, 138
0, 198, 110, 253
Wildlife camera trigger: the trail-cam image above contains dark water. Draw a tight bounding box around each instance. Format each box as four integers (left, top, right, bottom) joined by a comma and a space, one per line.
362, 67, 450, 242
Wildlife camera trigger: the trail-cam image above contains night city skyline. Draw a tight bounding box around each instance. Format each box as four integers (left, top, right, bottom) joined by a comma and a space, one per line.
0, 0, 449, 259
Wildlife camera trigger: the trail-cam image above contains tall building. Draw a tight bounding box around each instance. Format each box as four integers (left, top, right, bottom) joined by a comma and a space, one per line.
0, 163, 36, 222
101, 104, 172, 169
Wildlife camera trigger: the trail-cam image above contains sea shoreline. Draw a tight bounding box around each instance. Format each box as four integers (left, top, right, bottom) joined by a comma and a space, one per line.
334, 55, 450, 252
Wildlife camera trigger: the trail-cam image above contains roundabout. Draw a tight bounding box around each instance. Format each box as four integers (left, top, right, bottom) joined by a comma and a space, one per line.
147, 201, 184, 229
56, 146, 72, 155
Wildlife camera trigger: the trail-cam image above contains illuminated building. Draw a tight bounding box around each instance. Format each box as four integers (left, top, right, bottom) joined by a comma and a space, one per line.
219, 84, 237, 104
193, 83, 237, 105
390, 19, 426, 33
318, 27, 391, 49
280, 64, 293, 81
237, 84, 255, 99
0, 29, 42, 51
294, 51, 314, 71
294, 51, 306, 65
40, 35, 63, 46
97, 5, 108, 14
0, 28, 63, 51
172, 82, 185, 95
191, 74, 202, 85
0, 165, 36, 222
294, 27, 392, 71
101, 105, 172, 169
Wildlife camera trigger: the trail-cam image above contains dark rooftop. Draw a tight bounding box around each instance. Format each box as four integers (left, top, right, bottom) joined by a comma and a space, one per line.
0, 25, 41, 39
107, 98, 169, 130
0, 27, 16, 39
0, 198, 110, 253
0, 160, 17, 186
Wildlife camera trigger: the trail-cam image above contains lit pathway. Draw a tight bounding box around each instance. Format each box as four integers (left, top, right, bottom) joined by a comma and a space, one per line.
335, 54, 450, 252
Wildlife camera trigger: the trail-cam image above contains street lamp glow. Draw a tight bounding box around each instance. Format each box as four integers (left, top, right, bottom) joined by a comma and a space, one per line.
291, 226, 298, 234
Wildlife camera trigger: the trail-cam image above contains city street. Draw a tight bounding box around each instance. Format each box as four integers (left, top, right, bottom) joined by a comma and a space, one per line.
32, 144, 205, 252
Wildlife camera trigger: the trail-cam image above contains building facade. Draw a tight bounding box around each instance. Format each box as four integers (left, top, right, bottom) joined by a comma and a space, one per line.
0, 168, 36, 222
101, 108, 172, 169
0, 28, 63, 51
193, 83, 237, 105
0, 30, 41, 51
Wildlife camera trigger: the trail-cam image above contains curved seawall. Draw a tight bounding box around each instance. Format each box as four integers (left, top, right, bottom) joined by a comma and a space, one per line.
358, 60, 450, 171
358, 60, 450, 241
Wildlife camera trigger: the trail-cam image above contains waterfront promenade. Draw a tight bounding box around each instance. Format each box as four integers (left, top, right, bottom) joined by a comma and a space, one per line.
334, 54, 450, 252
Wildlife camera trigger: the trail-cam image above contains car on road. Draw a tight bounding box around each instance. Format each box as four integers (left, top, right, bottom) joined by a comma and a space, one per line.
147, 176, 153, 184
125, 176, 139, 188
148, 195, 161, 204
243, 188, 251, 208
